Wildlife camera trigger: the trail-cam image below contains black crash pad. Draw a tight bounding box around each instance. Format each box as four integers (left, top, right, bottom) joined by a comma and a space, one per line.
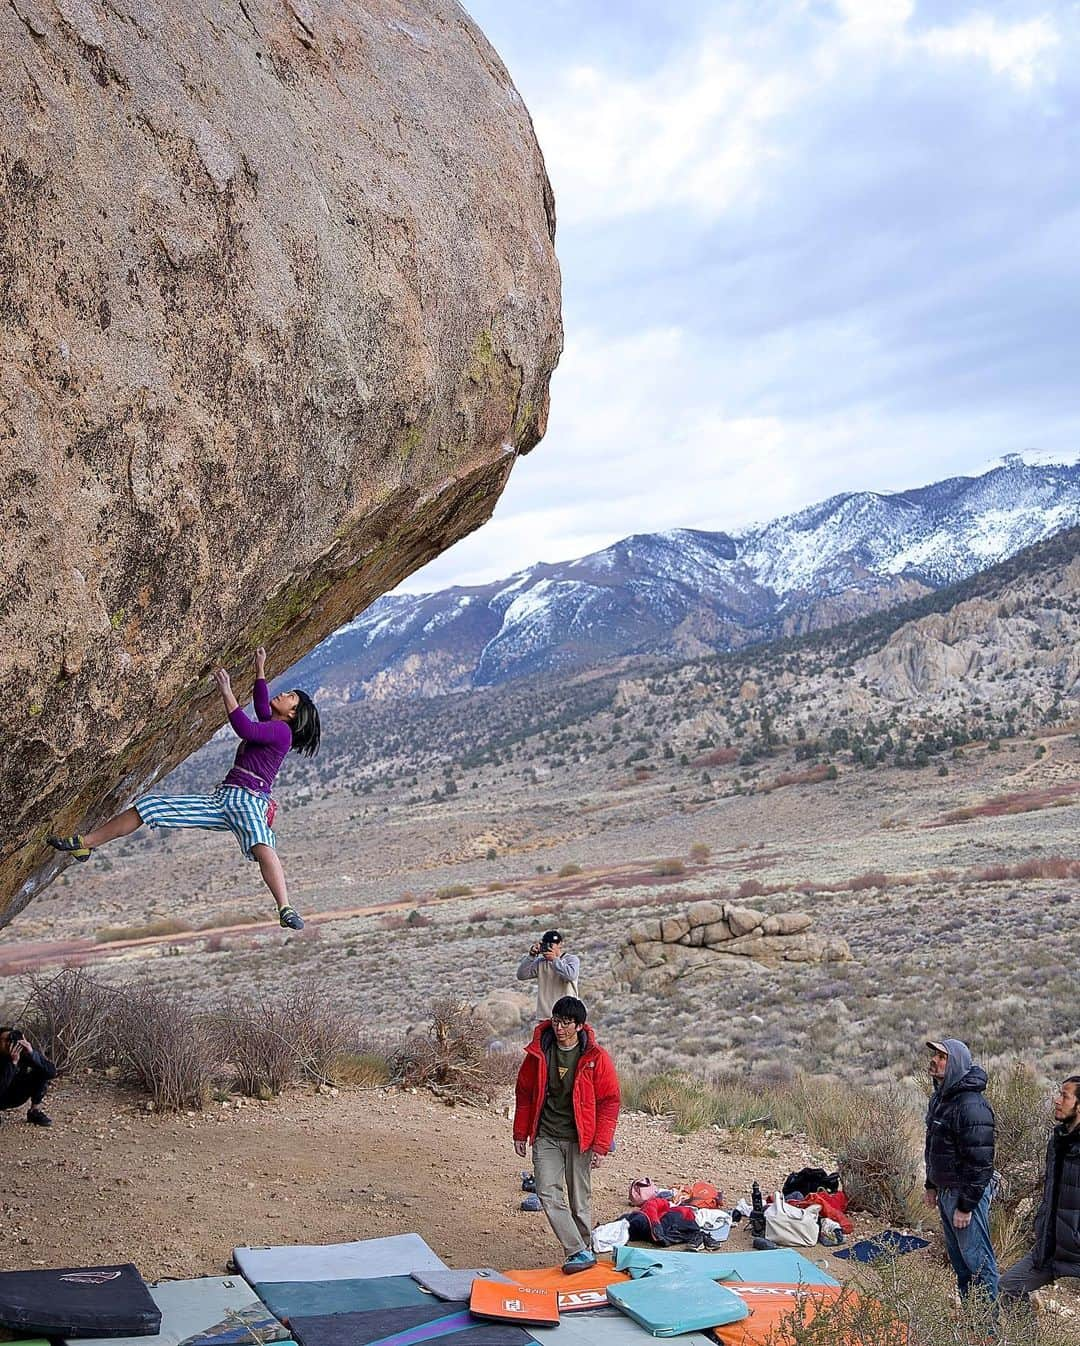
290, 1301, 534, 1346
0, 1265, 161, 1339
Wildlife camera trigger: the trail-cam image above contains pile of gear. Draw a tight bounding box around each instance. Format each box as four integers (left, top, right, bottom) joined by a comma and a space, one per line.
588, 1166, 853, 1256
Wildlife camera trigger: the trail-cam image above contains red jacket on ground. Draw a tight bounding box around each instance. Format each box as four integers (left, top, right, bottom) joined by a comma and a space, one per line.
513, 1021, 620, 1154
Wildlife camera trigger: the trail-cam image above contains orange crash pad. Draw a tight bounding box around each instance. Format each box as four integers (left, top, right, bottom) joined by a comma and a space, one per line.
502, 1263, 630, 1313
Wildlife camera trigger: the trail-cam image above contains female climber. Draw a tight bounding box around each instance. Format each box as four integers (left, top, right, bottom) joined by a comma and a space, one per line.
47, 647, 320, 930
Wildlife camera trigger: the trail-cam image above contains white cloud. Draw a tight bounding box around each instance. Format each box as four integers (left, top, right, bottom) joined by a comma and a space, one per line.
920, 14, 1060, 89
532, 5, 1061, 228
532, 41, 796, 225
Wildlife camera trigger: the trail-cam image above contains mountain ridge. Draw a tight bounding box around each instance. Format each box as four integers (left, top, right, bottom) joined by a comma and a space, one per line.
291, 453, 1080, 701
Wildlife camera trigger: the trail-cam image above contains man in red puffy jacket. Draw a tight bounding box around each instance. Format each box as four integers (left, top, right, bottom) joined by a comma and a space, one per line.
513, 996, 620, 1274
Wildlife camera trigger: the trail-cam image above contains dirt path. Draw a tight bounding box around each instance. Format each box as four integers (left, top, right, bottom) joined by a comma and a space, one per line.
0, 1080, 873, 1282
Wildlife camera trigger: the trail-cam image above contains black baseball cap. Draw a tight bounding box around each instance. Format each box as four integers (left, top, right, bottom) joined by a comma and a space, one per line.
541, 930, 563, 945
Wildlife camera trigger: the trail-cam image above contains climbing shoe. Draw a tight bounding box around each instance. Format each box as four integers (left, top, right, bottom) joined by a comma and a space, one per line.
26, 1107, 52, 1127
278, 906, 305, 930
46, 834, 92, 862
561, 1250, 597, 1274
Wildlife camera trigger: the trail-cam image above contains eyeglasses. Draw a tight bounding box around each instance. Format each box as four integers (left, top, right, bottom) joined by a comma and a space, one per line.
551, 1017, 579, 1029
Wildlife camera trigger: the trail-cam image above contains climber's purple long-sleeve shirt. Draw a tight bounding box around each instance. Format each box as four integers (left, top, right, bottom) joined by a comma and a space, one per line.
221, 678, 292, 795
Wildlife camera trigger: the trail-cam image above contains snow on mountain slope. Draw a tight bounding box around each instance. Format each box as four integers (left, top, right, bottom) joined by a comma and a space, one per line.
291, 453, 1080, 700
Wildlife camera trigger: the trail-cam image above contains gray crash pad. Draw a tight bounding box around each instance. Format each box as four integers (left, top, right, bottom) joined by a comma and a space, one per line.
233, 1235, 446, 1286
63, 1276, 289, 1346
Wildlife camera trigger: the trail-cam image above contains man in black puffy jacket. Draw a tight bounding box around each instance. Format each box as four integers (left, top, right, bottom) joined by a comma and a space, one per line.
924, 1038, 998, 1304
1000, 1075, 1080, 1304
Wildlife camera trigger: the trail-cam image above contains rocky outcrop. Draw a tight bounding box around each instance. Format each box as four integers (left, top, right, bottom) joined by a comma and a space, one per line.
0, 0, 561, 924
861, 558, 1080, 702
611, 902, 851, 992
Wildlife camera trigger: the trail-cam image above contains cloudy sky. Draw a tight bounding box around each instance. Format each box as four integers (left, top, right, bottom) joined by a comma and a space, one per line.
400, 0, 1080, 592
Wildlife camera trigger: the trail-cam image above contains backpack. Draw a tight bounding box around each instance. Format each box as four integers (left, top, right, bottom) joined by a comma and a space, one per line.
628, 1177, 659, 1207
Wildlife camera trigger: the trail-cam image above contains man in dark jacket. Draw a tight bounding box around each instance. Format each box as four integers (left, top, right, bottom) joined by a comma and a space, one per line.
924, 1038, 998, 1303
1000, 1075, 1080, 1304
0, 1028, 56, 1126
513, 996, 619, 1274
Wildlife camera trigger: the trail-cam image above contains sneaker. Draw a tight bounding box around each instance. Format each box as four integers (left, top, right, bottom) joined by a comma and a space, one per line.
26, 1107, 52, 1127
46, 834, 92, 862
561, 1250, 597, 1275
278, 906, 305, 930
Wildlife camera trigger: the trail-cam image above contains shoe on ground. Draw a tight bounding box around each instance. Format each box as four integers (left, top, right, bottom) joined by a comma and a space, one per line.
520, 1194, 542, 1211
278, 906, 304, 930
46, 834, 92, 862
26, 1107, 52, 1127
562, 1250, 597, 1274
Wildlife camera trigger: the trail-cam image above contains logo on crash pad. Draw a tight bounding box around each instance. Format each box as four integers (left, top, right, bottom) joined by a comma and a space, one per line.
59, 1272, 124, 1285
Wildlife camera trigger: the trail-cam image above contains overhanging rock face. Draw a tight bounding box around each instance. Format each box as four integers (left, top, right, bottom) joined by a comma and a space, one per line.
0, 0, 562, 925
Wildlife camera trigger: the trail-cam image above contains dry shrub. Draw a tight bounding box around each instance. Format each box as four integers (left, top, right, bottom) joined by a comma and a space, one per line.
23, 968, 117, 1074
986, 1061, 1054, 1264
691, 746, 739, 767
95, 917, 192, 944
388, 997, 502, 1106
288, 983, 350, 1084
931, 784, 1079, 827
334, 1052, 391, 1086
965, 857, 1080, 883
652, 858, 685, 877
558, 863, 583, 877
833, 1086, 920, 1222
111, 983, 216, 1111
823, 1255, 1075, 1346
214, 997, 297, 1098
769, 764, 833, 789
379, 913, 408, 931
689, 842, 711, 863
737, 878, 767, 898
197, 911, 262, 930
434, 883, 473, 899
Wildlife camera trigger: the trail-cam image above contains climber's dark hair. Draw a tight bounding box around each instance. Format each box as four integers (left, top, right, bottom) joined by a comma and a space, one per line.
290, 689, 321, 757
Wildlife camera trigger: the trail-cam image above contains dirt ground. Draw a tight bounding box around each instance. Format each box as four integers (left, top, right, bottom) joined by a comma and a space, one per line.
0, 1078, 886, 1282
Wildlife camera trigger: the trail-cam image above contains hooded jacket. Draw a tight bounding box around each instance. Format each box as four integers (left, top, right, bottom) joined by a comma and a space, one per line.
513, 1021, 620, 1154
1032, 1120, 1080, 1276
924, 1038, 995, 1213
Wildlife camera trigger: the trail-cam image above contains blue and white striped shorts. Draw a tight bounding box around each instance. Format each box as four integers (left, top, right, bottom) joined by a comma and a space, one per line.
134, 786, 275, 861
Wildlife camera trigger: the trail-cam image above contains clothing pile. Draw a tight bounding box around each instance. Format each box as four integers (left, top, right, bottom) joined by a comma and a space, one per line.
592, 1176, 733, 1253
733, 1168, 852, 1249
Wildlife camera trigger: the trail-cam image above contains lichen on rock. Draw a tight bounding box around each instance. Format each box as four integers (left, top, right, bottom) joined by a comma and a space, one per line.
0, 0, 562, 925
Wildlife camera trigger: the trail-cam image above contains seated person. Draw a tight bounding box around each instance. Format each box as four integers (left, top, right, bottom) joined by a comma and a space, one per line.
0, 1028, 56, 1127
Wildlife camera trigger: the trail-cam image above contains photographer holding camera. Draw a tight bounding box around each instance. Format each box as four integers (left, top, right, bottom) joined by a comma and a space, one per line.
0, 1028, 56, 1128
517, 929, 580, 1023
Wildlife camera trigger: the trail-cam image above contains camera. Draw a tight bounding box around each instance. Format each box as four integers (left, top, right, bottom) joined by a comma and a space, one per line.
539, 936, 557, 953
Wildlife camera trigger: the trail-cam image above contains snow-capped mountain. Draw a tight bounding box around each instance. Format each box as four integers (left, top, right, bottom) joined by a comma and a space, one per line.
290, 454, 1080, 700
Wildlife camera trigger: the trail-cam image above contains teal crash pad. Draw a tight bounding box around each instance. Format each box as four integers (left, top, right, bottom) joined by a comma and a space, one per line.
613, 1246, 839, 1286
606, 1273, 748, 1337
254, 1277, 429, 1322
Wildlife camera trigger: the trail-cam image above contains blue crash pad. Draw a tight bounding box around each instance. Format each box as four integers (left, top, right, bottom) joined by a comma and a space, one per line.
606, 1273, 748, 1337
290, 1301, 534, 1345
613, 1246, 839, 1286
254, 1277, 429, 1322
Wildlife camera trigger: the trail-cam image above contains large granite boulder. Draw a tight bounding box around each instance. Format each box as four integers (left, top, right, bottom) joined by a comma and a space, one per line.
0, 0, 561, 923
